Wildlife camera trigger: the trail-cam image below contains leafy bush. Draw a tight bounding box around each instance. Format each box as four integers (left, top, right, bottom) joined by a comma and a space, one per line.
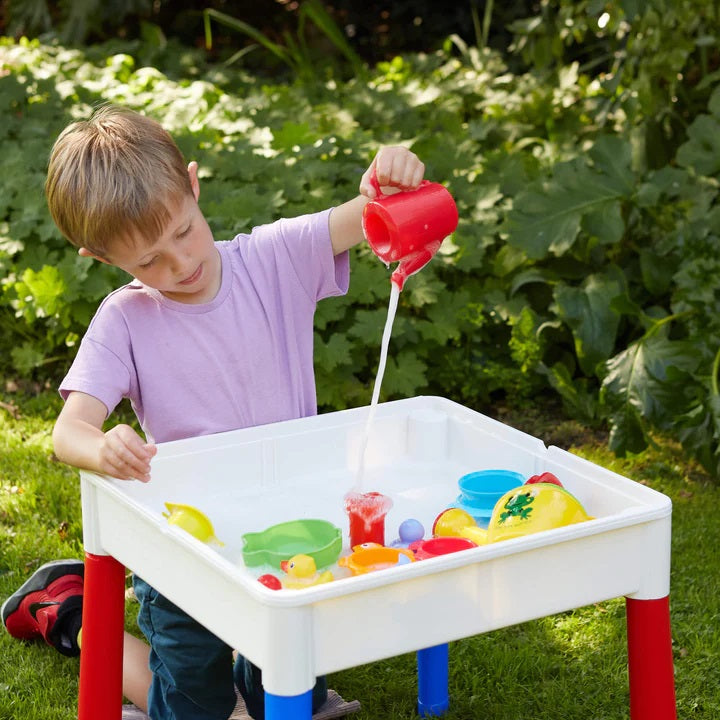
2, 0, 720, 479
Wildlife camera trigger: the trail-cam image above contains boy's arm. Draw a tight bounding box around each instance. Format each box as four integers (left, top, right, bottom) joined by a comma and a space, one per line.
53, 391, 156, 482
329, 146, 425, 255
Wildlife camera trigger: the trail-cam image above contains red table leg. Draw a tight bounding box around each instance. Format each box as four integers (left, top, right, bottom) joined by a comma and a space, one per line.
78, 552, 126, 720
626, 596, 677, 720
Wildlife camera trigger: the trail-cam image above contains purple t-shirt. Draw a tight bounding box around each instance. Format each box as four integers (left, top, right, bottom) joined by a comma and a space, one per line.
59, 209, 349, 443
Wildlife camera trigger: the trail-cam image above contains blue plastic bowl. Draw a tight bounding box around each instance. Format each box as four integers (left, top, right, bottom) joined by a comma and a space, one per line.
457, 469, 525, 514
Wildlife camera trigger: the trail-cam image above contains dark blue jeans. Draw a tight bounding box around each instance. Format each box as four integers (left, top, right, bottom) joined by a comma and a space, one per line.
133, 576, 326, 720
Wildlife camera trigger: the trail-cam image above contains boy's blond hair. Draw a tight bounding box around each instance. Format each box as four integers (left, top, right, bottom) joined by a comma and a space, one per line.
46, 105, 193, 257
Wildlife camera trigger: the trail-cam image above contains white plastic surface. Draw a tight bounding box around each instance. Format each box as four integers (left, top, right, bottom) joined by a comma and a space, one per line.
80, 396, 672, 696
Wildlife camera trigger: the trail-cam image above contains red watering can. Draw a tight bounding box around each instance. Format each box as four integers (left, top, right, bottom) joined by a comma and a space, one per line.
362, 170, 459, 290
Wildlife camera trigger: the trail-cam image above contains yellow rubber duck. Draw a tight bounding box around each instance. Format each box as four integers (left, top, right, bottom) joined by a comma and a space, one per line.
279, 554, 334, 589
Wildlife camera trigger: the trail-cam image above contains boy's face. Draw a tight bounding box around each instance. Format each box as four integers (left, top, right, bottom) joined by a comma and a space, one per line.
103, 193, 220, 304
82, 164, 221, 304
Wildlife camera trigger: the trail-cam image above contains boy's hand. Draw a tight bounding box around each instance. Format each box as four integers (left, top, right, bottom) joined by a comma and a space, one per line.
329, 146, 426, 255
53, 391, 156, 482
100, 425, 157, 482
359, 147, 426, 199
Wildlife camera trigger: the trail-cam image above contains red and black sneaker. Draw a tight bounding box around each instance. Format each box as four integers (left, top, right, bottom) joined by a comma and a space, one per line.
2, 559, 84, 656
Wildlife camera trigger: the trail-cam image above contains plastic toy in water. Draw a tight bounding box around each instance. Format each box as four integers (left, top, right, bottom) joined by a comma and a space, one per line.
352, 542, 384, 551
451, 469, 524, 524
257, 574, 282, 590
338, 545, 415, 575
432, 508, 487, 546
344, 491, 393, 547
486, 483, 592, 543
525, 471, 563, 486
410, 536, 477, 560
163, 503, 224, 546
241, 519, 342, 570
362, 169, 459, 290
389, 518, 425, 548
279, 554, 334, 589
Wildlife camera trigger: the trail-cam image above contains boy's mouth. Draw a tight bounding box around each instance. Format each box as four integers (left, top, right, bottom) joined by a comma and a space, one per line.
179, 264, 203, 285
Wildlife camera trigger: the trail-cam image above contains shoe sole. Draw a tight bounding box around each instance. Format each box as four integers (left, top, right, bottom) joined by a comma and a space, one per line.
1, 559, 85, 626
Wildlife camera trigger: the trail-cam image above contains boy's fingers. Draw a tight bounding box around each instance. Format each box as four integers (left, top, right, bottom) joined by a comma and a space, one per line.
361, 148, 424, 196
410, 161, 425, 188
359, 163, 377, 198
400, 161, 424, 190
111, 440, 153, 481
374, 151, 401, 187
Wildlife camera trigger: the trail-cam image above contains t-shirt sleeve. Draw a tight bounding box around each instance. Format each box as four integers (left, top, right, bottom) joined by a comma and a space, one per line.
58, 301, 134, 416
244, 208, 349, 303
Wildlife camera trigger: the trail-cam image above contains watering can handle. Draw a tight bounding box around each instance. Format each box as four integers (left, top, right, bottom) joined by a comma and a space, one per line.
368, 168, 429, 198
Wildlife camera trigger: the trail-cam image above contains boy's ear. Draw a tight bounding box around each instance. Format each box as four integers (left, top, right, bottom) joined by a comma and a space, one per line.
188, 161, 200, 201
78, 247, 111, 265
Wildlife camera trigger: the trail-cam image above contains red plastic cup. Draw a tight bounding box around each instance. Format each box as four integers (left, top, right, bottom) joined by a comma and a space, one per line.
345, 491, 393, 548
362, 171, 459, 290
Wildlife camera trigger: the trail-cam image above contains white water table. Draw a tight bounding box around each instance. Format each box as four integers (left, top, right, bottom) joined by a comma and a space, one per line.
76, 396, 677, 719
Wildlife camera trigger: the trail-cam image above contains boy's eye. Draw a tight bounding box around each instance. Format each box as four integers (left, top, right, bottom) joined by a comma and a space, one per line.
178, 223, 192, 238
139, 257, 157, 269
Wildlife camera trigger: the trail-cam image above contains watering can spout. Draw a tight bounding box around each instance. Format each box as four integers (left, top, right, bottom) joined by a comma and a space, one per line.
390, 247, 437, 291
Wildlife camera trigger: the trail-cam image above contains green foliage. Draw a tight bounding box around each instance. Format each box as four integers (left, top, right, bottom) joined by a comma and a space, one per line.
2, 2, 720, 479
202, 2, 365, 82
4, 0, 154, 45
508, 0, 719, 161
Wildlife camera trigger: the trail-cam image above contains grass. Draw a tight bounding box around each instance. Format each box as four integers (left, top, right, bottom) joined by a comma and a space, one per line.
1, 392, 719, 719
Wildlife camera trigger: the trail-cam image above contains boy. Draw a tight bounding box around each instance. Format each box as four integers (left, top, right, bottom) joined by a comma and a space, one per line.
2, 104, 425, 719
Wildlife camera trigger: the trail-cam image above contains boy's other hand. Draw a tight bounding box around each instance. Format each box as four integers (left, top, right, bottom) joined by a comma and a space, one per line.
360, 146, 426, 199
100, 424, 157, 482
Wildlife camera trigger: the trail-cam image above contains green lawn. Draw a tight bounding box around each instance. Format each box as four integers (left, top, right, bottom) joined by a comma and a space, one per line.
1, 392, 718, 719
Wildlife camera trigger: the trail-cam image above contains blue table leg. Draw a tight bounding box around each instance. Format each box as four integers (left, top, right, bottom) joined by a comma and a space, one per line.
417, 643, 449, 717
265, 688, 313, 720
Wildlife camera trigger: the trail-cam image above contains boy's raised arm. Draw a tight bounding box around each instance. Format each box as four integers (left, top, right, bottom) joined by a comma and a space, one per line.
53, 391, 156, 482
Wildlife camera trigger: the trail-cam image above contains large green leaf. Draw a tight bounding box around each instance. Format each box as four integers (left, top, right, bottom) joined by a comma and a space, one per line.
608, 404, 648, 456
602, 333, 701, 423
603, 333, 704, 457
542, 362, 599, 423
506, 136, 634, 258
552, 269, 626, 375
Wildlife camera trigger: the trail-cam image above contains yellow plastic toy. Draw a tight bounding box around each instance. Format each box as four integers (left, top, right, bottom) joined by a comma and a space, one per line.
486, 483, 592, 542
339, 545, 415, 575
163, 503, 224, 546
279, 554, 334, 589
432, 508, 488, 545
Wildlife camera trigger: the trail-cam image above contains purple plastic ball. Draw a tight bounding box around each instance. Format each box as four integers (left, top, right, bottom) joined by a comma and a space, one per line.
398, 518, 424, 543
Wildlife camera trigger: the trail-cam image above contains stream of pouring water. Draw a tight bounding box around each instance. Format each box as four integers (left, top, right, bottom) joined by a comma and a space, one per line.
352, 281, 401, 491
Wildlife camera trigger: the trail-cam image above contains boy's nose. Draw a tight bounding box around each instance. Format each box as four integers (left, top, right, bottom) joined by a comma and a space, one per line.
169, 253, 192, 276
